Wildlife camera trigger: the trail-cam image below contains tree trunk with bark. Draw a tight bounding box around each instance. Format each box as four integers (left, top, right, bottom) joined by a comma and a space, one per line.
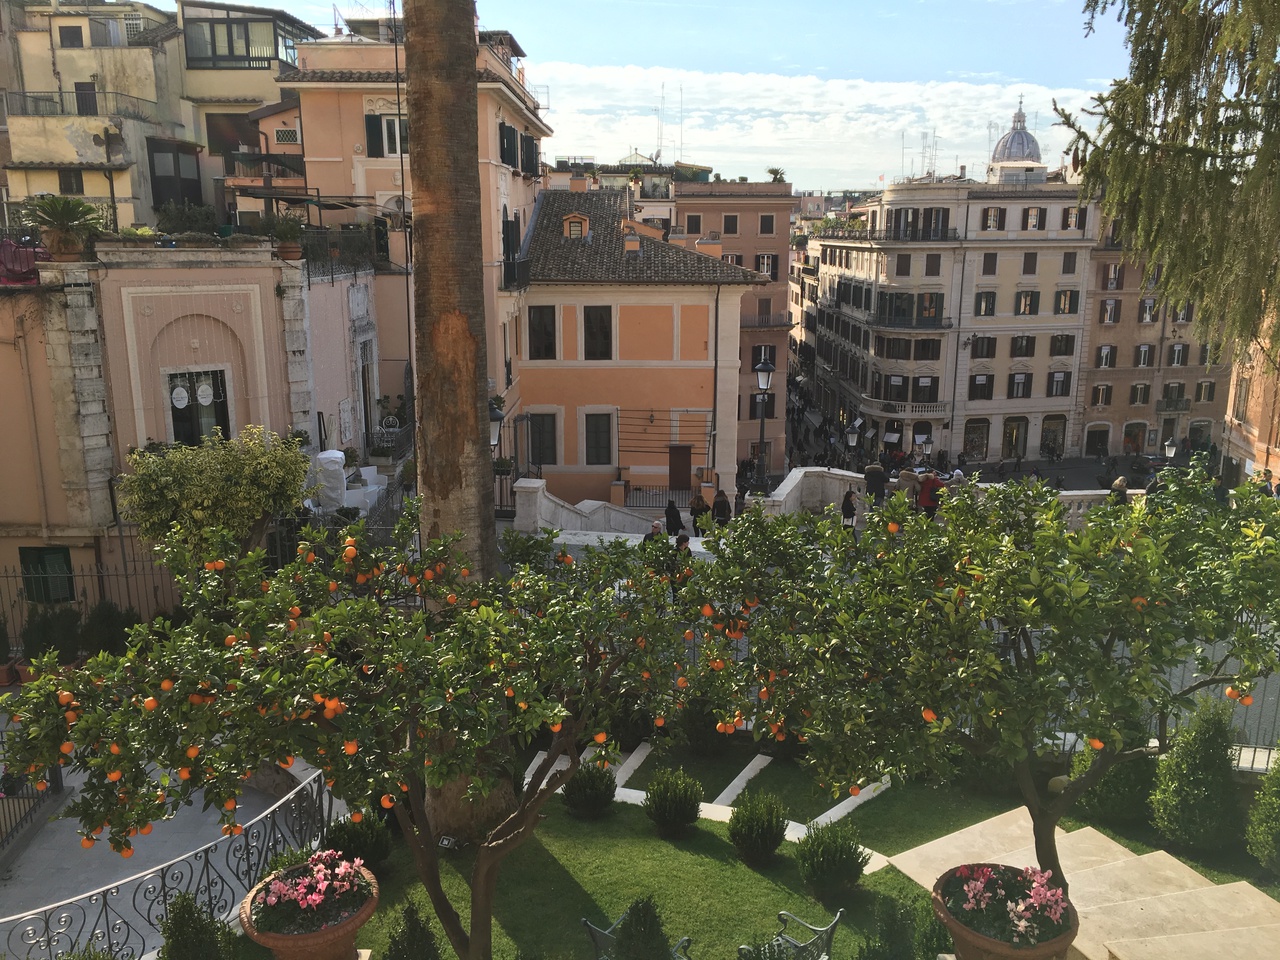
403, 0, 499, 580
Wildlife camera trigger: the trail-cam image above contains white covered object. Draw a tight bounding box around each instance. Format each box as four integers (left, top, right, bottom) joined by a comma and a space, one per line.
316, 450, 349, 512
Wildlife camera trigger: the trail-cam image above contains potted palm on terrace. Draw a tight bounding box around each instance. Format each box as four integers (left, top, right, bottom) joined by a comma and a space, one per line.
25, 195, 102, 261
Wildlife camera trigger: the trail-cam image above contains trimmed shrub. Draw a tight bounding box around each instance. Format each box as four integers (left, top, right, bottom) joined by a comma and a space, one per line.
562, 761, 617, 819
265, 844, 313, 875
158, 891, 236, 960
1151, 698, 1242, 851
1247, 741, 1280, 874
383, 901, 442, 960
613, 895, 670, 960
643, 768, 703, 838
80, 599, 141, 657
728, 789, 787, 865
325, 815, 392, 870
797, 819, 872, 893
1071, 748, 1157, 824
20, 603, 82, 662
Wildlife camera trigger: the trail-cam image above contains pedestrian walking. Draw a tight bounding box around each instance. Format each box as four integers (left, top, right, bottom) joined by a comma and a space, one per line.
688, 492, 710, 535
664, 499, 685, 536
712, 489, 732, 526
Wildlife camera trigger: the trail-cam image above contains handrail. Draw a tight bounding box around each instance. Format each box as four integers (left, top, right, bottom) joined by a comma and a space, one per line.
1, 770, 334, 960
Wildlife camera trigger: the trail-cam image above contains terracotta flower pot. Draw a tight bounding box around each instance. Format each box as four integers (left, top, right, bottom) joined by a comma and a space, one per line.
932, 864, 1080, 960
0, 658, 17, 685
240, 865, 379, 960
15, 661, 37, 684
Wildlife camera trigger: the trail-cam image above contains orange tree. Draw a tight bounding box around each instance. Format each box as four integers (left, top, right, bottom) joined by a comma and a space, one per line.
0, 510, 739, 960
687, 467, 1280, 894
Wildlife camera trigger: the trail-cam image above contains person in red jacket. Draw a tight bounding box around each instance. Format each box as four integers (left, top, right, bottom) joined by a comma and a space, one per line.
917, 470, 945, 519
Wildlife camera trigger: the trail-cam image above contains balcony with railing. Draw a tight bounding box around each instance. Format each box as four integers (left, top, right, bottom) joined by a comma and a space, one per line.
1156, 397, 1191, 413
7, 90, 156, 121
300, 226, 376, 280
224, 151, 306, 190
501, 257, 531, 291
816, 227, 960, 243
858, 398, 952, 418
742, 312, 792, 329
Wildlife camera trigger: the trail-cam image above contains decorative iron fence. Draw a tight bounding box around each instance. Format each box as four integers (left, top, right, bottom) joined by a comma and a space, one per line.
301, 226, 376, 283
625, 486, 693, 510
0, 770, 335, 960
0, 731, 61, 854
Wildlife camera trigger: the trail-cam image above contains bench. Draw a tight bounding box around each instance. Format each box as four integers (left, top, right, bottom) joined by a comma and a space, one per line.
737, 909, 843, 960
581, 914, 694, 960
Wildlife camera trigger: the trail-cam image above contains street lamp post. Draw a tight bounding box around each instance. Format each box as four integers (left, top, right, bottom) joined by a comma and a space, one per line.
1164, 437, 1177, 460
923, 438, 934, 468
488, 398, 505, 453
753, 357, 775, 495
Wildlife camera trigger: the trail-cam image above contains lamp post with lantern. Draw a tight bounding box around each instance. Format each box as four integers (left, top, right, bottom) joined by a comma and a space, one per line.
753, 357, 775, 495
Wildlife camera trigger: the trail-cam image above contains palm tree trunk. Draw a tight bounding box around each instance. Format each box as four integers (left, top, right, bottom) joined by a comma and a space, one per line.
403, 0, 499, 579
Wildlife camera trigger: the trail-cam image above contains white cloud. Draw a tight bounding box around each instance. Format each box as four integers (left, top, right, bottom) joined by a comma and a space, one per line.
529, 61, 1107, 190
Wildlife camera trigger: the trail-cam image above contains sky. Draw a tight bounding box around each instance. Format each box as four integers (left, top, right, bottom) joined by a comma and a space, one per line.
281, 0, 1135, 191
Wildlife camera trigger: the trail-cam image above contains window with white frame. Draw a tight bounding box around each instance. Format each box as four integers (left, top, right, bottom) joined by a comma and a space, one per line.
1135, 343, 1154, 367
1048, 371, 1072, 397
1096, 344, 1116, 368
1195, 380, 1216, 403
1092, 384, 1112, 406
382, 115, 409, 155
1131, 383, 1151, 405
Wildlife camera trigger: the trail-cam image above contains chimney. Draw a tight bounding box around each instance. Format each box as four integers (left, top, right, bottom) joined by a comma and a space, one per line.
569, 175, 587, 193
959, 164, 966, 179
623, 228, 641, 256
695, 235, 721, 259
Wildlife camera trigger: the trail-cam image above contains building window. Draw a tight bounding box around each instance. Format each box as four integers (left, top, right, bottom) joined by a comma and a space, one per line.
925, 253, 941, 276
723, 214, 738, 235
1104, 262, 1124, 290
1053, 290, 1079, 314
1135, 343, 1154, 367
1173, 304, 1193, 324
914, 338, 941, 361
760, 214, 775, 235
1022, 206, 1046, 230
895, 253, 911, 277
876, 336, 912, 360
1062, 251, 1077, 274
755, 254, 778, 281
58, 169, 84, 195
1169, 342, 1189, 366
1048, 371, 1072, 397
148, 138, 202, 207
274, 126, 299, 144
721, 253, 743, 266
1061, 206, 1086, 230
1234, 377, 1250, 420
169, 370, 230, 446
1131, 382, 1151, 405
1092, 384, 1112, 406
1049, 334, 1075, 356
1195, 380, 1216, 403
380, 115, 409, 156
981, 252, 997, 275
1100, 299, 1120, 324
981, 207, 1005, 230
971, 336, 997, 359
884, 375, 909, 402
1139, 298, 1157, 323
969, 374, 994, 400
19, 546, 75, 604
585, 413, 612, 465
1010, 335, 1036, 358
974, 291, 997, 316
583, 306, 612, 360
1163, 381, 1186, 401
59, 25, 84, 47
1015, 291, 1040, 316
912, 376, 939, 403
528, 305, 556, 360
1096, 344, 1116, 368
686, 214, 702, 235
753, 344, 777, 368
528, 413, 557, 465
567, 220, 583, 239
917, 293, 943, 319
184, 18, 288, 68
1200, 342, 1218, 365
1008, 372, 1033, 399
748, 393, 777, 420
1022, 252, 1037, 275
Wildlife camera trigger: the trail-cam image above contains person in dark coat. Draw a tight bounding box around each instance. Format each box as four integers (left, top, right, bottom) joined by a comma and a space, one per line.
841, 489, 857, 527
864, 461, 888, 507
642, 519, 665, 542
712, 489, 732, 525
664, 499, 685, 536
1109, 476, 1129, 505
688, 492, 710, 534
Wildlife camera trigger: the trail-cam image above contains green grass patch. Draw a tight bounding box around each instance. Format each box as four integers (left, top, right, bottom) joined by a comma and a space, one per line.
235, 803, 870, 960
732, 756, 839, 824
625, 732, 761, 799
845, 779, 1020, 857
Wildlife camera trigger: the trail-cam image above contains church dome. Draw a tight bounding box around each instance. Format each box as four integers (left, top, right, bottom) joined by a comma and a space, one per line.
991, 101, 1041, 164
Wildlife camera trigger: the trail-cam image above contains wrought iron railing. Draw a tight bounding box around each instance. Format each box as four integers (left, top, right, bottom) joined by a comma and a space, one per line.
625, 486, 694, 510
6, 91, 156, 121
0, 770, 334, 960
0, 732, 61, 854
501, 257, 531, 291
815, 227, 959, 243
301, 226, 376, 282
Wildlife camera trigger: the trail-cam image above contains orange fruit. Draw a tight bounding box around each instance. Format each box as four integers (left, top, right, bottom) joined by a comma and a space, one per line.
684, 629, 694, 641
35, 779, 48, 791
887, 522, 900, 534
1088, 737, 1105, 750
223, 798, 236, 811
446, 594, 458, 605
343, 740, 358, 755
204, 561, 216, 571
328, 581, 338, 592
60, 741, 74, 755
214, 560, 226, 571
81, 836, 95, 849
1242, 694, 1255, 706
178, 767, 192, 780
1226, 686, 1240, 700
351, 811, 364, 823
58, 690, 74, 706
305, 552, 315, 564
185, 746, 200, 759
107, 770, 123, 782
849, 785, 861, 796
139, 823, 153, 835
109, 743, 121, 755
380, 794, 395, 809
159, 678, 174, 691
593, 731, 607, 744
701, 603, 714, 617
460, 568, 470, 577
120, 846, 134, 859
143, 697, 158, 711
343, 546, 357, 562
232, 823, 244, 835
922, 707, 937, 723
289, 606, 301, 618
654, 716, 665, 727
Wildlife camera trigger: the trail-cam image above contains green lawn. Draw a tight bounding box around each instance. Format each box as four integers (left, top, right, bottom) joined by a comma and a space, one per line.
731, 756, 840, 824
844, 779, 1020, 857
624, 733, 762, 799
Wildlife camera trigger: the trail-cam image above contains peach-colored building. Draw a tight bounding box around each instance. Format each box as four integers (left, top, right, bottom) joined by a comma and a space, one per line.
1221, 355, 1280, 487
516, 189, 762, 503
673, 181, 795, 481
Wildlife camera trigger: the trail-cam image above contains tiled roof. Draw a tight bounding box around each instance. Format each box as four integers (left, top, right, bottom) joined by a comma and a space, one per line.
526, 190, 766, 287
184, 96, 264, 105
6, 160, 132, 170
129, 21, 182, 46
276, 68, 404, 83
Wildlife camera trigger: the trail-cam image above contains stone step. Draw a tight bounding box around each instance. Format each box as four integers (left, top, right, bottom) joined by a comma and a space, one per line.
994, 825, 1136, 880
1102, 923, 1280, 959
889, 807, 1042, 888
1063, 851, 1213, 911
1068, 882, 1280, 960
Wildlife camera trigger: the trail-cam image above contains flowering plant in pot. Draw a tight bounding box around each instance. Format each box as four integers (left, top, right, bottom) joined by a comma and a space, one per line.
240, 848, 378, 960
932, 863, 1078, 959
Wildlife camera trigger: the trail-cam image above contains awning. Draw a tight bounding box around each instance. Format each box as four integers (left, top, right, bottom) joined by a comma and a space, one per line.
865, 428, 877, 439
852, 417, 864, 429
883, 432, 901, 444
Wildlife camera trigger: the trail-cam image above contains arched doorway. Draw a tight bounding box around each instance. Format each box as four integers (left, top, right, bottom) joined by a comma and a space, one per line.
1085, 424, 1110, 458
1002, 417, 1028, 459
963, 418, 990, 461
1040, 415, 1066, 459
